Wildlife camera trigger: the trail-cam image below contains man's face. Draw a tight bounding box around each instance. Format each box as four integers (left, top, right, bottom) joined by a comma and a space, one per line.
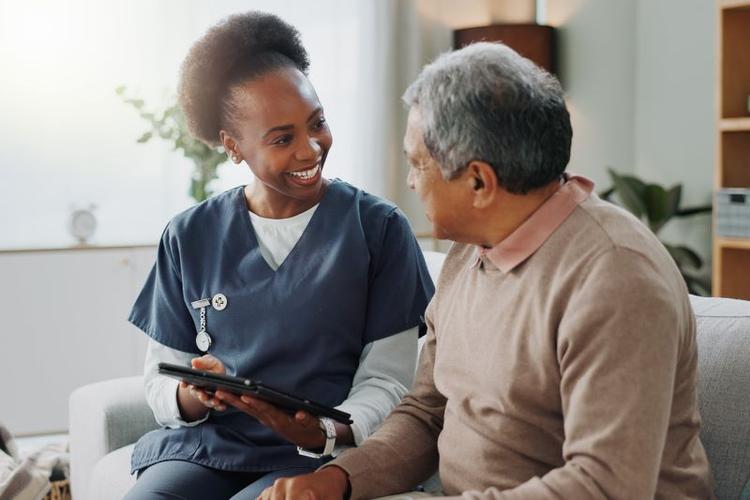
404, 107, 472, 241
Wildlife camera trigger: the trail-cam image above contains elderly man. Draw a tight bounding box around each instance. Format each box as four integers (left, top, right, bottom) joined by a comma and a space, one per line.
260, 42, 713, 499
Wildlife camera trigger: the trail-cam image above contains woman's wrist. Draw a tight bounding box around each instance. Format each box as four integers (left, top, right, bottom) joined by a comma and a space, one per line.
334, 422, 354, 446
176, 384, 210, 422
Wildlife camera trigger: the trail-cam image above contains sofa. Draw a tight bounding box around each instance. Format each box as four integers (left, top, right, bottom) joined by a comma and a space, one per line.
69, 250, 750, 499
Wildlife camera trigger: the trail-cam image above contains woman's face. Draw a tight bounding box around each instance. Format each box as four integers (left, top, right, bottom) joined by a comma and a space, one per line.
222, 67, 332, 203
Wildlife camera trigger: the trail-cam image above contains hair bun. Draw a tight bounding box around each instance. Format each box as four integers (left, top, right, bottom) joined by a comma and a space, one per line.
178, 12, 309, 146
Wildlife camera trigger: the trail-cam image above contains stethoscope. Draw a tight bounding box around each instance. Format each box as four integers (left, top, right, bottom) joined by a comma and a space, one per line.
190, 293, 227, 352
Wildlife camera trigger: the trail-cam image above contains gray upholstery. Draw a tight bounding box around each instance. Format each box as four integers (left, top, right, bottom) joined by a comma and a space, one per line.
68, 254, 749, 499
692, 296, 750, 500
69, 376, 158, 500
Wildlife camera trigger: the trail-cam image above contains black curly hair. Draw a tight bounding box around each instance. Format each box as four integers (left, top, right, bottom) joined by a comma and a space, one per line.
178, 12, 310, 146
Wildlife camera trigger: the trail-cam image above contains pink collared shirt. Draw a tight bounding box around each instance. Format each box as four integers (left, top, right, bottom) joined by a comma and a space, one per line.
475, 174, 595, 272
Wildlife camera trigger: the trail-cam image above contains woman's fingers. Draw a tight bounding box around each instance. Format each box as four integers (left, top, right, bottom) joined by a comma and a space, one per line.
188, 385, 225, 410
191, 354, 224, 373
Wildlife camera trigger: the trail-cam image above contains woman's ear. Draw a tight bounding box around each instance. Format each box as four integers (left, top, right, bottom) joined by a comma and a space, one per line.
468, 161, 498, 209
220, 130, 242, 164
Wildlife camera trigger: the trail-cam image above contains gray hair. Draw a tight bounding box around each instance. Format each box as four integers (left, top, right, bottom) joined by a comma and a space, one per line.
403, 42, 572, 194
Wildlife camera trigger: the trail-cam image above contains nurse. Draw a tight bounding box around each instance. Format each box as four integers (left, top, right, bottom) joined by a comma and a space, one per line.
123, 11, 434, 500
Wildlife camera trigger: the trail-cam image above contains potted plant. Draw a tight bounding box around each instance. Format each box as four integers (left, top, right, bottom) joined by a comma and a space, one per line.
116, 86, 227, 202
600, 168, 712, 295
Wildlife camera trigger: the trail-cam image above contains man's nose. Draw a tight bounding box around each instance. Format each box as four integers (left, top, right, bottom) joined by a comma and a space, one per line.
406, 168, 416, 190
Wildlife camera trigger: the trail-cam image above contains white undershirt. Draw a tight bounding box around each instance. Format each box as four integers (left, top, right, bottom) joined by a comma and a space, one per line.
143, 203, 418, 450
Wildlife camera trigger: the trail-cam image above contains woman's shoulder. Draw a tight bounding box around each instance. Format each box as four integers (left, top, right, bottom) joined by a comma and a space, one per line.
329, 179, 400, 222
163, 186, 244, 239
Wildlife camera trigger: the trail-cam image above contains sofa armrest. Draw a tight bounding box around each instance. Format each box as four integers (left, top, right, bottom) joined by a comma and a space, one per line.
69, 376, 158, 500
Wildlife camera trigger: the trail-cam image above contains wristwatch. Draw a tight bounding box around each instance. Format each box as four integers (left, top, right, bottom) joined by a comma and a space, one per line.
297, 417, 337, 458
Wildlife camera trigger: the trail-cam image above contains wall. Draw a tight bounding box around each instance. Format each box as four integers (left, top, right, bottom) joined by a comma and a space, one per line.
397, 0, 640, 238
398, 0, 715, 269
634, 0, 715, 262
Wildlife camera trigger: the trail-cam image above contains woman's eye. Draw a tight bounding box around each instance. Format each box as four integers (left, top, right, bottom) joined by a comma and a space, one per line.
272, 135, 293, 146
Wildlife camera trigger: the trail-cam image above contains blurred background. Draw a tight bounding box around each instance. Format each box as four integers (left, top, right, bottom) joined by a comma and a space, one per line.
1, 0, 718, 437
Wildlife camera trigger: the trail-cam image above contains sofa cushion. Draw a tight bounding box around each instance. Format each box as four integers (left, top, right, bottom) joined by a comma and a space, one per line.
88, 444, 135, 500
691, 295, 750, 500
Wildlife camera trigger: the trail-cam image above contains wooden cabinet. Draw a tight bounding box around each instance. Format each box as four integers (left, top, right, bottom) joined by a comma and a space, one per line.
714, 1, 750, 299
0, 245, 156, 435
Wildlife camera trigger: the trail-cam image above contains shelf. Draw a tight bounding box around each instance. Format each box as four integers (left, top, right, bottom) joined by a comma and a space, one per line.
716, 237, 750, 250
720, 117, 750, 131
721, 8, 750, 117
0, 243, 156, 255
715, 0, 750, 299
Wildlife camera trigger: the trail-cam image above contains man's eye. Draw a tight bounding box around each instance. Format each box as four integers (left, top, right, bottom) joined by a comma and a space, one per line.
312, 117, 327, 130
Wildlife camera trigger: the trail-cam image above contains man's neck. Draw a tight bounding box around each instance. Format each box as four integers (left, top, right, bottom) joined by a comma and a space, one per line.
477, 179, 563, 248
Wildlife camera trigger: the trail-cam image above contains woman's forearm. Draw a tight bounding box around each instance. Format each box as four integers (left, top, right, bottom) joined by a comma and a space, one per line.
177, 383, 211, 422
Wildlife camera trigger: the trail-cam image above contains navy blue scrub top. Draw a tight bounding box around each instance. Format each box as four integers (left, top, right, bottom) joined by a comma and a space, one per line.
127, 179, 434, 473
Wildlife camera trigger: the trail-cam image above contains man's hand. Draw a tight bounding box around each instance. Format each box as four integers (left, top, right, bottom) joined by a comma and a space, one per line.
213, 391, 326, 449
257, 466, 350, 500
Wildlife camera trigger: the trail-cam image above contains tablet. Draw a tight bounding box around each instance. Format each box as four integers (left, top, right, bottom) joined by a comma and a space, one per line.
157, 362, 353, 424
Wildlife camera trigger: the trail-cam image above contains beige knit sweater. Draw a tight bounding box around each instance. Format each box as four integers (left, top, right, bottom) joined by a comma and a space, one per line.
331, 194, 713, 500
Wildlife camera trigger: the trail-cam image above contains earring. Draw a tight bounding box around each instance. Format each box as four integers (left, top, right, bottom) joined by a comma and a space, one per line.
231, 154, 240, 163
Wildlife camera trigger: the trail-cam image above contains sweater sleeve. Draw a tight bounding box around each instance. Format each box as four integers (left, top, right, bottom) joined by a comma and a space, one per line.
437, 247, 685, 500
325, 299, 445, 500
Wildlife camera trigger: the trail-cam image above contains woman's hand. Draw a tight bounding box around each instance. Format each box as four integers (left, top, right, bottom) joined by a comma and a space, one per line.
176, 354, 228, 420
257, 466, 350, 500
213, 391, 326, 449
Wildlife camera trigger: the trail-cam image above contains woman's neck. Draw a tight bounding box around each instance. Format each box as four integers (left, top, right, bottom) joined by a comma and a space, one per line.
244, 179, 328, 219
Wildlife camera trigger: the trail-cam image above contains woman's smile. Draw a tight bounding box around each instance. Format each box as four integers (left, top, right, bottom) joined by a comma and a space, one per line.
286, 163, 322, 186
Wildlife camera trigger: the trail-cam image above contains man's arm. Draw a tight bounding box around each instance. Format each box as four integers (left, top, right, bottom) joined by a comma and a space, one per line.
436, 248, 685, 500
327, 300, 447, 499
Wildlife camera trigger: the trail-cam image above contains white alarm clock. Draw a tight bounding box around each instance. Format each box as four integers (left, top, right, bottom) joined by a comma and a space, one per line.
69, 205, 97, 244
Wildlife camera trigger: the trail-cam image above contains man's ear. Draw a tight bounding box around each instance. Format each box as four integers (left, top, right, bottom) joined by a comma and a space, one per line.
467, 161, 498, 209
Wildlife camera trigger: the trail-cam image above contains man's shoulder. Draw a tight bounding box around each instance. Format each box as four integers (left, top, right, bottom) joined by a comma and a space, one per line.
561, 195, 676, 271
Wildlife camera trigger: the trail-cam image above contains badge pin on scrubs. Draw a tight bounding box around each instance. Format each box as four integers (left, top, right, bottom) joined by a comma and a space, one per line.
190, 294, 228, 352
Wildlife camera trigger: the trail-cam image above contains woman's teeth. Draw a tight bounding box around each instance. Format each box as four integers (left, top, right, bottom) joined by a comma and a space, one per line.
288, 164, 320, 180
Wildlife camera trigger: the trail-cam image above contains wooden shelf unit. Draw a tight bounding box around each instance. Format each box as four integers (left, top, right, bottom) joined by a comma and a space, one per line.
714, 0, 750, 299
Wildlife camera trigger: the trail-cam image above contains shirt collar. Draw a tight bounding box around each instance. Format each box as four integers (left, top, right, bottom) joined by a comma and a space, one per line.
472, 174, 594, 273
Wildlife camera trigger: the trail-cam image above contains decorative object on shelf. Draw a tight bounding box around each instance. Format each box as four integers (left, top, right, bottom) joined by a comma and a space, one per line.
716, 188, 750, 238
454, 24, 556, 75
600, 169, 713, 296
68, 204, 97, 245
116, 86, 227, 203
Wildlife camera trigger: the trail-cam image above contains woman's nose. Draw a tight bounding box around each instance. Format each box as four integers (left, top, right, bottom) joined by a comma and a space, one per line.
296, 136, 321, 161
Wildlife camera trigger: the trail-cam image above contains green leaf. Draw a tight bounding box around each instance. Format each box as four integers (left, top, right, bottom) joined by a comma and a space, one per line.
643, 184, 670, 232
136, 131, 152, 143
608, 169, 647, 219
675, 205, 712, 217
599, 186, 615, 200
126, 98, 144, 109
664, 243, 702, 270
115, 85, 126, 96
